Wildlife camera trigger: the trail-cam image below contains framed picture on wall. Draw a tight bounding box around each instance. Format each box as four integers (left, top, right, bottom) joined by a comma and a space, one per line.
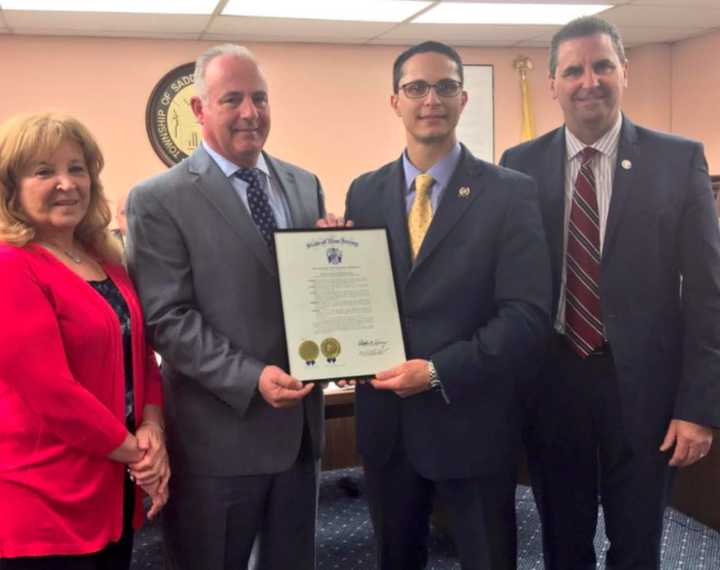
457, 64, 494, 162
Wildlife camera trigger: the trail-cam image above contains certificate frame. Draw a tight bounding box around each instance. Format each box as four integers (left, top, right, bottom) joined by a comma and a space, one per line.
274, 227, 407, 382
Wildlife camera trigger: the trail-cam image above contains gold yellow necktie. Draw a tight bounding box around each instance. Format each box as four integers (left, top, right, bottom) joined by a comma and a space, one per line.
408, 173, 434, 260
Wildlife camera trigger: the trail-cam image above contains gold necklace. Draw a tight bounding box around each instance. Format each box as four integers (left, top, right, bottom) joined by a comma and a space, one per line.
62, 249, 83, 264
40, 242, 83, 264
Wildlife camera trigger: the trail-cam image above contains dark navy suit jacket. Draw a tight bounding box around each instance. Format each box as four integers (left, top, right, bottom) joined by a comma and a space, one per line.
345, 145, 552, 480
500, 116, 720, 447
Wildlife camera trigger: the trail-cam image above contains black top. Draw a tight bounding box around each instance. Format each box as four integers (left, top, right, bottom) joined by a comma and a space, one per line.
88, 277, 134, 428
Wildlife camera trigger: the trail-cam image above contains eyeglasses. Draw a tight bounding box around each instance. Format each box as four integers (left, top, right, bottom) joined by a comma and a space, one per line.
398, 79, 463, 99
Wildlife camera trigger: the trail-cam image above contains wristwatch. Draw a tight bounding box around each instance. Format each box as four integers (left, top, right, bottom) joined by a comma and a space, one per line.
427, 360, 441, 391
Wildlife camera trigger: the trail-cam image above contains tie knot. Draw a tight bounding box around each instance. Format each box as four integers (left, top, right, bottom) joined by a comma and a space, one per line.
414, 173, 434, 198
235, 167, 261, 186
580, 147, 596, 165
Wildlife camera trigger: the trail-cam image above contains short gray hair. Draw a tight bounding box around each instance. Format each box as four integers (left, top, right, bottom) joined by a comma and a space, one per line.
193, 44, 257, 100
549, 16, 626, 78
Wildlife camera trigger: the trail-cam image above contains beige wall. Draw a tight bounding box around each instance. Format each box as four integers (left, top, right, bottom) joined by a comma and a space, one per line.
671, 29, 720, 174
0, 33, 704, 217
623, 43, 672, 133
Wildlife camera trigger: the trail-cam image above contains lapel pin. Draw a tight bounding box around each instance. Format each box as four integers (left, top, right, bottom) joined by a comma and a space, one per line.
458, 186, 471, 198
621, 159, 632, 170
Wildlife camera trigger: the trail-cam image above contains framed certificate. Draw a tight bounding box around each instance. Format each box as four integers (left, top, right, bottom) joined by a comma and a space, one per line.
274, 228, 406, 382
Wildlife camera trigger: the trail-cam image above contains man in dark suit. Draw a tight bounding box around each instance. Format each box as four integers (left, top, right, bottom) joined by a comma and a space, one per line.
500, 16, 720, 570
127, 45, 325, 570
344, 41, 552, 569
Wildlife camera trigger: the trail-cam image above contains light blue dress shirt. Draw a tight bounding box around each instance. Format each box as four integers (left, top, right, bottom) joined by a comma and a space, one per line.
402, 143, 462, 214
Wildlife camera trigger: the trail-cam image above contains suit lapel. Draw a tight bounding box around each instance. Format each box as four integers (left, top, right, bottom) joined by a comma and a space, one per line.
603, 116, 639, 258
189, 147, 277, 275
266, 153, 305, 229
381, 158, 412, 283
544, 128, 567, 290
411, 146, 482, 273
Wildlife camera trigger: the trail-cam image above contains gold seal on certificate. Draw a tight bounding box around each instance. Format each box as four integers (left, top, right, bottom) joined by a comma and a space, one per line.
298, 340, 319, 366
321, 337, 341, 363
274, 228, 407, 382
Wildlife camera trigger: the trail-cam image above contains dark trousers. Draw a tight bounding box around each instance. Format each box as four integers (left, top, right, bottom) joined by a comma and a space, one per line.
163, 427, 319, 570
363, 443, 517, 570
527, 338, 674, 570
0, 476, 135, 570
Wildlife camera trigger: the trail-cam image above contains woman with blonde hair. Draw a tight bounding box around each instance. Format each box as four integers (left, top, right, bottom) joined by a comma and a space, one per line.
0, 112, 169, 570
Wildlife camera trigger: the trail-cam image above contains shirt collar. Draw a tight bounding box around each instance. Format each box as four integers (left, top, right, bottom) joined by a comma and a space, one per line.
202, 140, 270, 180
565, 113, 623, 161
402, 143, 462, 193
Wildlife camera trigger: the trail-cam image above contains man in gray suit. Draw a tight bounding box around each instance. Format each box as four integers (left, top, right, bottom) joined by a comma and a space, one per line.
127, 45, 326, 570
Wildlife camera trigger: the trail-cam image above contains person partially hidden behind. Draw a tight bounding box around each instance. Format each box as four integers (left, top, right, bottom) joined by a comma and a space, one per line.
501, 15, 720, 570
0, 113, 169, 570
343, 41, 552, 569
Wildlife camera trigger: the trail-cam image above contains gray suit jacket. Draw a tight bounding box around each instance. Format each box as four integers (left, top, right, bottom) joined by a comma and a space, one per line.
127, 145, 326, 476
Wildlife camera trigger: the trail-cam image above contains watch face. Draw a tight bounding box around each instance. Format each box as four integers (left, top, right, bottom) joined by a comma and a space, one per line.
145, 62, 202, 167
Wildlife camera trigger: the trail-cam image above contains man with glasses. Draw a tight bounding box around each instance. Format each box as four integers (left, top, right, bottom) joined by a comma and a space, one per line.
344, 41, 552, 569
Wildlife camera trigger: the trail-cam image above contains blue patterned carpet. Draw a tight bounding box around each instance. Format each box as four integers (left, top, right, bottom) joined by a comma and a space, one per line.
131, 467, 720, 569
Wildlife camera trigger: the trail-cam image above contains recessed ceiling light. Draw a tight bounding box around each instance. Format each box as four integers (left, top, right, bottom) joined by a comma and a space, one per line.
413, 3, 612, 25
0, 0, 217, 14
222, 0, 432, 22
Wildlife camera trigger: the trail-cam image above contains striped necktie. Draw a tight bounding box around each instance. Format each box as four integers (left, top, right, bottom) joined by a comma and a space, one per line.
408, 173, 434, 261
235, 168, 277, 252
565, 147, 604, 357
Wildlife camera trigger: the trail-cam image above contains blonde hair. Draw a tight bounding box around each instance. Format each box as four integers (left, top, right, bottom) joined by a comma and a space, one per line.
0, 112, 121, 263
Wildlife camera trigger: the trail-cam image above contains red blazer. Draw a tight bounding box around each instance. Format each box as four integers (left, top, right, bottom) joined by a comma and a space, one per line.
0, 243, 163, 558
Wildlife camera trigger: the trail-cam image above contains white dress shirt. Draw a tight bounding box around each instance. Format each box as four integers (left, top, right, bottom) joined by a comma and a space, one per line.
556, 113, 623, 333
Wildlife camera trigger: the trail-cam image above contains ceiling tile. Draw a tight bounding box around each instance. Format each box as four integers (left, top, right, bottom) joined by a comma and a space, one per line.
3, 11, 211, 35
603, 4, 720, 28
0, 2, 716, 48
202, 32, 371, 44
373, 22, 558, 45
432, 0, 624, 4
627, 0, 720, 6
12, 28, 204, 40
206, 15, 398, 42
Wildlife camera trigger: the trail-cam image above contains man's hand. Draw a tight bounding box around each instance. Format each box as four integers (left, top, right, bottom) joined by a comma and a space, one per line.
316, 213, 354, 229
141, 479, 169, 520
660, 418, 713, 467
129, 421, 170, 492
371, 359, 431, 398
258, 365, 314, 408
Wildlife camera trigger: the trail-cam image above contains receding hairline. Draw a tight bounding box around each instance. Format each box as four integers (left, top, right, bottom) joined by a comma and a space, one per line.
194, 44, 264, 100
548, 16, 626, 77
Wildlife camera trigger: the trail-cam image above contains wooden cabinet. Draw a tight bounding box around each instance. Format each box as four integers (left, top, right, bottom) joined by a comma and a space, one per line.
322, 387, 361, 471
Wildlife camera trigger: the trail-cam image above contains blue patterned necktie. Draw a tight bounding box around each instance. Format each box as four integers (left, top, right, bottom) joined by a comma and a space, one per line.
235, 168, 277, 252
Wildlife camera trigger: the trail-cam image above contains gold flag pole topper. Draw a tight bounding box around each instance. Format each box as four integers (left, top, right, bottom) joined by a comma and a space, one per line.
513, 55, 536, 142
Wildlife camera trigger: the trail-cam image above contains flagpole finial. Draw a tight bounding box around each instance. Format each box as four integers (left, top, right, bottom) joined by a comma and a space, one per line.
513, 55, 534, 78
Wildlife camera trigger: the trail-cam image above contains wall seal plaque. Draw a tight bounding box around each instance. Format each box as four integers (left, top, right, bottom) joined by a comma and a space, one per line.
145, 62, 202, 166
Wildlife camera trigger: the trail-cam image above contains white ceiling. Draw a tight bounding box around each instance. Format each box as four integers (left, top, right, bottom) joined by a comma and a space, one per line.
0, 0, 718, 48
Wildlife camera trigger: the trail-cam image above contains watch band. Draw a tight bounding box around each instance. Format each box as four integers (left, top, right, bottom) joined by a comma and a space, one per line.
428, 360, 441, 390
